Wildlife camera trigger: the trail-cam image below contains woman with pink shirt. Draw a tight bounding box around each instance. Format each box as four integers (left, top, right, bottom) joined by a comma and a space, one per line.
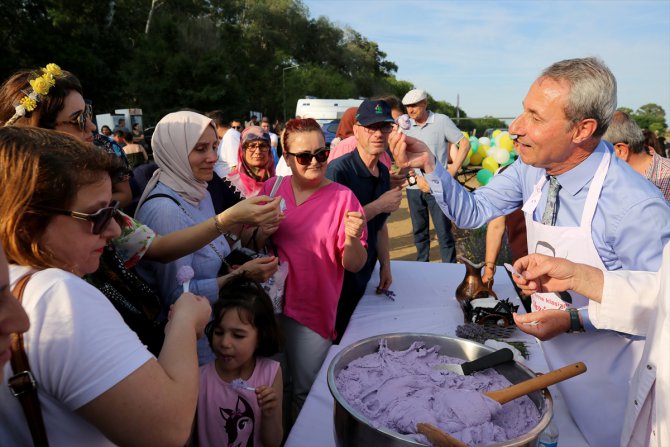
257, 118, 368, 410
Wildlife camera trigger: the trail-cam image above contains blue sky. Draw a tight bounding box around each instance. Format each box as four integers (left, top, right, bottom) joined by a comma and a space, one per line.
303, 0, 670, 122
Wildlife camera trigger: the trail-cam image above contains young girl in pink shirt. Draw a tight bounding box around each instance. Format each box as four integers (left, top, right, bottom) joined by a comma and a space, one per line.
196, 277, 282, 447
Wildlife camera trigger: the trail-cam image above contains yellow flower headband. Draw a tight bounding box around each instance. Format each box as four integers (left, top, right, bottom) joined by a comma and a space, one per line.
3, 63, 64, 127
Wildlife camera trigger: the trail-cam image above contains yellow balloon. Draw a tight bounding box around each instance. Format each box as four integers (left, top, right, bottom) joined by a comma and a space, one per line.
492, 129, 502, 139
499, 133, 514, 151
482, 156, 499, 173
467, 148, 474, 158
462, 131, 469, 139
477, 145, 489, 159
470, 151, 484, 166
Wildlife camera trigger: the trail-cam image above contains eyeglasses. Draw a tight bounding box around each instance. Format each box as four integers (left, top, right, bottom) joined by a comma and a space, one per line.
55, 103, 93, 133
285, 148, 330, 165
33, 200, 120, 235
245, 142, 270, 153
358, 122, 394, 134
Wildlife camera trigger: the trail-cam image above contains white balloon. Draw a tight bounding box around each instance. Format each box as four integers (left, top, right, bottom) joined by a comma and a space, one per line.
478, 136, 491, 147
492, 148, 510, 164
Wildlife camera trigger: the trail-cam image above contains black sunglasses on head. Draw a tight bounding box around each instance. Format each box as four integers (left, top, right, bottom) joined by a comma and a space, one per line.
285, 147, 330, 165
32, 200, 120, 235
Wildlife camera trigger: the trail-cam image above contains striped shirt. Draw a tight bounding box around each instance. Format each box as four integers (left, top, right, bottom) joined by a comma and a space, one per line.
645, 151, 670, 202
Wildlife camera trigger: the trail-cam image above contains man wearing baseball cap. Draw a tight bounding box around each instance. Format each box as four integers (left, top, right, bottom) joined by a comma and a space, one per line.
326, 99, 402, 340
401, 88, 470, 263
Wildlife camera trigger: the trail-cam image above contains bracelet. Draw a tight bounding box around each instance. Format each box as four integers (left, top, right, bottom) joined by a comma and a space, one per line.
213, 215, 227, 235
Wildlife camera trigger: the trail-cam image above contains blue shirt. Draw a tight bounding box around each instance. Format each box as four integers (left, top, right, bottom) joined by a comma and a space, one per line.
425, 141, 670, 273
135, 182, 229, 363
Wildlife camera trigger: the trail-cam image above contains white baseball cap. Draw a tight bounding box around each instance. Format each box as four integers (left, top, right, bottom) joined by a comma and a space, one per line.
402, 89, 428, 105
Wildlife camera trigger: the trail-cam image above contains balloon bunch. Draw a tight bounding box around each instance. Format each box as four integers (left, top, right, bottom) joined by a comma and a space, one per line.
461, 130, 518, 186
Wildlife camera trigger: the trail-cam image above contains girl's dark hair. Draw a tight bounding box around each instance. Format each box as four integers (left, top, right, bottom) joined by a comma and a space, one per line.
0, 69, 83, 129
205, 276, 280, 357
280, 118, 323, 153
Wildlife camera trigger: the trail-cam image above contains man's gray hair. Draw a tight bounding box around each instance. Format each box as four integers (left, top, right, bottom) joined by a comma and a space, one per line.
602, 111, 646, 154
541, 57, 616, 138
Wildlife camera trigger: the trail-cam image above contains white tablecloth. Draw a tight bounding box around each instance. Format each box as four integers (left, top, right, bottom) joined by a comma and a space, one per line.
285, 261, 588, 446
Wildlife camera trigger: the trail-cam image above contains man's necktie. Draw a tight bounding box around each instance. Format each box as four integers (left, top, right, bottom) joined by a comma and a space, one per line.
541, 175, 561, 226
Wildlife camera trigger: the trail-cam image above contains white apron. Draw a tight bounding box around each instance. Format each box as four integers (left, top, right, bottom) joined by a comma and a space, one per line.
522, 151, 645, 446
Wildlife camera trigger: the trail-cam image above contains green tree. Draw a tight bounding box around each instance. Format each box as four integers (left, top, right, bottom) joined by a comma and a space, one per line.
632, 103, 667, 132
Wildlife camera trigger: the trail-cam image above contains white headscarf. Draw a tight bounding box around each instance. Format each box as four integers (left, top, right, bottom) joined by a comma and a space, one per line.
137, 111, 216, 209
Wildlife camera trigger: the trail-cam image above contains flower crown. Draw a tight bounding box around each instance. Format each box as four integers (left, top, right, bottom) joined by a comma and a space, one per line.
3, 63, 64, 127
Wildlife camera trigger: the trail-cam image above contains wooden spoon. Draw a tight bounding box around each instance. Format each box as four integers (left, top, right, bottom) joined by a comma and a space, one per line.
416, 423, 469, 447
485, 362, 586, 404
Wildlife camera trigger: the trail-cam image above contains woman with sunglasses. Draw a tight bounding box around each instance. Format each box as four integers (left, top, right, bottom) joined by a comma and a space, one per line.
135, 111, 280, 364
0, 65, 281, 354
0, 67, 134, 207
256, 118, 368, 410
0, 127, 211, 445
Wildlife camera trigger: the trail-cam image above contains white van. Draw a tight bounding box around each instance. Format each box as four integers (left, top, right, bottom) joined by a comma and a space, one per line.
295, 98, 363, 126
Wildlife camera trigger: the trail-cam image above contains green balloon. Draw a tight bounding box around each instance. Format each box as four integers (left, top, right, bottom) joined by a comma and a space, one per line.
469, 136, 479, 152
476, 169, 494, 186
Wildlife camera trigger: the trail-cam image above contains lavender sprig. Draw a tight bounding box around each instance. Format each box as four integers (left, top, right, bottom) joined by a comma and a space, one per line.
376, 288, 396, 301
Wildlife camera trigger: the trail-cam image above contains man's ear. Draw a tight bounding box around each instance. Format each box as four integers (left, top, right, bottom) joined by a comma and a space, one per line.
614, 142, 631, 161
572, 118, 598, 144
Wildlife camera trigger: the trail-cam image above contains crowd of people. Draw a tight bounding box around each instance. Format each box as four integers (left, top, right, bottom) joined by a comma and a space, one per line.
0, 56, 668, 447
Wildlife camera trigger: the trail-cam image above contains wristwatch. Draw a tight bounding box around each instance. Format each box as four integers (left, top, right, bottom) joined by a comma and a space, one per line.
566, 308, 584, 333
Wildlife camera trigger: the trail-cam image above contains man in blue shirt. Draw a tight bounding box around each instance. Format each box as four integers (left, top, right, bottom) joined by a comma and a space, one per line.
389, 57, 670, 446
326, 99, 402, 341
401, 88, 470, 262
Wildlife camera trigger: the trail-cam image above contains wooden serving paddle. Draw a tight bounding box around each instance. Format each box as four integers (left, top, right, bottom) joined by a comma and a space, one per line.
485, 362, 586, 404
416, 423, 469, 447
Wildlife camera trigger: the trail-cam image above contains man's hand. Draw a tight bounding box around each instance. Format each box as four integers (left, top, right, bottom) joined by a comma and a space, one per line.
375, 187, 402, 214
512, 254, 578, 295
513, 310, 570, 340
388, 132, 436, 172
378, 262, 392, 291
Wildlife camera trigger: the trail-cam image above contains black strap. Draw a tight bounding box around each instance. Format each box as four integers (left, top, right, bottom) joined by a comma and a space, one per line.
141, 193, 180, 207
9, 273, 50, 447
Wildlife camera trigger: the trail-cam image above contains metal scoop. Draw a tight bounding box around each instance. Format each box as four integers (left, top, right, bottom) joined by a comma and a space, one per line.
431, 348, 513, 375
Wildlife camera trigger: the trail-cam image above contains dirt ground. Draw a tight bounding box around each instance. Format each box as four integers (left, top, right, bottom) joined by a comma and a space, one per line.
388, 176, 500, 263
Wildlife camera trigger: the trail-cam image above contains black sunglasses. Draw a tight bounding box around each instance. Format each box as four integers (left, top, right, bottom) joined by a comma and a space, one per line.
286, 148, 330, 165
56, 103, 93, 133
33, 200, 120, 235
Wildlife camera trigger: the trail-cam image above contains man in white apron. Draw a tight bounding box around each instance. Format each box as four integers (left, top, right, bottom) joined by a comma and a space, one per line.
387, 57, 670, 446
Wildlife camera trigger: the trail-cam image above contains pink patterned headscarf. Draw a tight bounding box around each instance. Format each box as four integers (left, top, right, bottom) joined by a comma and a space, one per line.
227, 126, 275, 197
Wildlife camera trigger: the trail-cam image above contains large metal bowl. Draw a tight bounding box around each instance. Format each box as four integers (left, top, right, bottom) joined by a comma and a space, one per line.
327, 333, 552, 447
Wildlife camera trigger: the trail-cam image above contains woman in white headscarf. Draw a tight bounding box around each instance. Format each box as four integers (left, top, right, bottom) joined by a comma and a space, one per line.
136, 111, 279, 364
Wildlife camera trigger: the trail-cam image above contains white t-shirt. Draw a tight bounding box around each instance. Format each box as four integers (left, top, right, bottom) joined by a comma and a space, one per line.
214, 129, 241, 178
1, 266, 153, 445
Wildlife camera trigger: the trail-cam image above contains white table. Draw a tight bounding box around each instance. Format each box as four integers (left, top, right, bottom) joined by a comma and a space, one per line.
285, 261, 588, 446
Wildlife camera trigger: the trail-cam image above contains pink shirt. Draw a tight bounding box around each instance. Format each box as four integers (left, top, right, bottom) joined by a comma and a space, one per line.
196, 358, 279, 446
261, 177, 367, 339
328, 135, 393, 170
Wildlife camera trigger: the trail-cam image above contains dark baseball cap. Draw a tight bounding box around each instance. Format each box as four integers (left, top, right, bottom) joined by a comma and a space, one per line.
355, 100, 395, 126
